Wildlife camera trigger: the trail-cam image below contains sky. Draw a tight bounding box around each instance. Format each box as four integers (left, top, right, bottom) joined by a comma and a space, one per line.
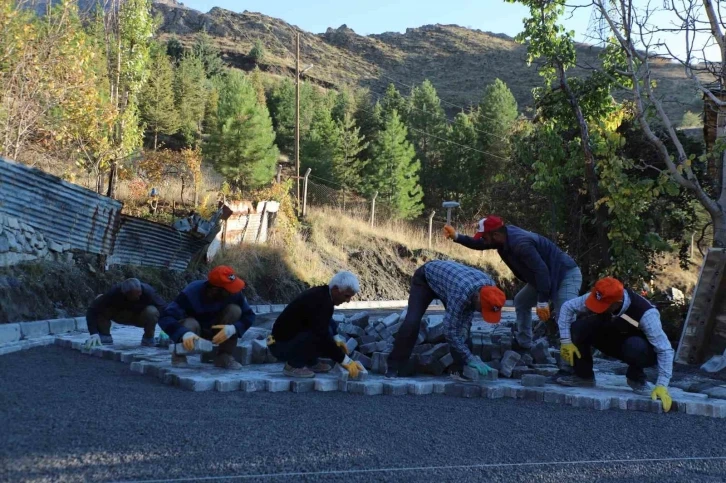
178, 0, 718, 62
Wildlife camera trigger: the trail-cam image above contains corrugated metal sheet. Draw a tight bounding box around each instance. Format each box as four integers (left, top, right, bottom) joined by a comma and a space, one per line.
108, 215, 208, 271
0, 157, 122, 254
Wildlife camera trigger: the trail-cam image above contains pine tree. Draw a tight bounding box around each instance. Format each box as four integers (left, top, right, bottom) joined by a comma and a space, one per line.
332, 113, 368, 191
407, 79, 447, 207
174, 53, 208, 147
301, 103, 339, 179
248, 67, 267, 106
367, 111, 423, 219
248, 39, 266, 64
166, 37, 184, 64
204, 70, 279, 190
267, 78, 315, 155
192, 30, 225, 78
331, 86, 356, 123
442, 112, 479, 215
377, 83, 407, 127
139, 44, 179, 150
474, 78, 518, 173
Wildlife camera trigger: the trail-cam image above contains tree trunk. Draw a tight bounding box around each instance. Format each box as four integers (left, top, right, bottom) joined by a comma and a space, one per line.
556, 62, 611, 266
154, 131, 158, 151
713, 211, 726, 248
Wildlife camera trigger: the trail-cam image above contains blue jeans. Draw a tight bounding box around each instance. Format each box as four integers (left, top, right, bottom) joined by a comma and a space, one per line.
514, 267, 582, 348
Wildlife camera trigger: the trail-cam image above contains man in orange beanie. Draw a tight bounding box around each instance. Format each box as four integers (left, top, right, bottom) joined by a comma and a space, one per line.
159, 265, 256, 369
556, 277, 674, 412
386, 260, 506, 378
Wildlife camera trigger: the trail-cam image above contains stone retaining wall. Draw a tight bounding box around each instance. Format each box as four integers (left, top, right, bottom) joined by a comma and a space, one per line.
0, 214, 73, 266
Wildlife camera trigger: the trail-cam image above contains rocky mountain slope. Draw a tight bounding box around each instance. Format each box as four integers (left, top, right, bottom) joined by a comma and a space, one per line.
153, 1, 701, 120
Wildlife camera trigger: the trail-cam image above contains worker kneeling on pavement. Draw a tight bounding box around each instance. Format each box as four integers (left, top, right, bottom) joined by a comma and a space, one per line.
386, 260, 506, 378
84, 278, 166, 348
556, 277, 675, 412
267, 271, 364, 379
158, 265, 255, 370
444, 215, 581, 351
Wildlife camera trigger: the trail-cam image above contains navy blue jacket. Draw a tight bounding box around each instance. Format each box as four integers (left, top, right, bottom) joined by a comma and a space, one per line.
455, 225, 578, 303
158, 280, 255, 342
86, 283, 166, 335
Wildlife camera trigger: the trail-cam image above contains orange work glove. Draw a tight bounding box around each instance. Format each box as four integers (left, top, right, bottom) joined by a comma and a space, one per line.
535, 302, 551, 322
211, 325, 237, 344
443, 225, 457, 240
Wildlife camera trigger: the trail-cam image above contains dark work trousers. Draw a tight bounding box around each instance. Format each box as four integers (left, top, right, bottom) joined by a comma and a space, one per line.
388, 265, 437, 370
571, 314, 657, 382
269, 319, 339, 368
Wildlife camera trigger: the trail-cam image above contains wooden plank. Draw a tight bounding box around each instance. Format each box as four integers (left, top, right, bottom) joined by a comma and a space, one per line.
676, 248, 726, 365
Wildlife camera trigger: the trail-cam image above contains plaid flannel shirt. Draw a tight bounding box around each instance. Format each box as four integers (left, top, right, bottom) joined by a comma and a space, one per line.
558, 291, 674, 387
424, 261, 495, 364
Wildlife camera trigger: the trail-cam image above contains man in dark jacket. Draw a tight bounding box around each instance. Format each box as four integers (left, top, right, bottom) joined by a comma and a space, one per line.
444, 215, 582, 350
267, 271, 364, 379
556, 277, 674, 413
158, 265, 255, 370
84, 278, 166, 348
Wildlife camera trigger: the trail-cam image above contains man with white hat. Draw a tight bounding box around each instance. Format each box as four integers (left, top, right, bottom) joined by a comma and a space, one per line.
444, 215, 582, 351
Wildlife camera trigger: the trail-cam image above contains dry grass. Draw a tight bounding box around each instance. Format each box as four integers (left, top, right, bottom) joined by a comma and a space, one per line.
306, 206, 515, 282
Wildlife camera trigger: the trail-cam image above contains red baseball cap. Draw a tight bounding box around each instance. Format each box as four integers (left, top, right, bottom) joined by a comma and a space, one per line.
208, 265, 246, 294
586, 277, 624, 313
480, 285, 506, 324
473, 215, 504, 240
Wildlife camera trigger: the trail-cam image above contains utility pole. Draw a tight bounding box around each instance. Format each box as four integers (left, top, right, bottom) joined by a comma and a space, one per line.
295, 31, 301, 215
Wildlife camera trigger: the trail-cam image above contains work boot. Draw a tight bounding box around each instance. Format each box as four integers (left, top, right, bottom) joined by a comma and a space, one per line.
283, 364, 314, 378
309, 361, 332, 373
140, 337, 155, 347
171, 353, 188, 367
627, 377, 652, 395
214, 353, 242, 370
556, 375, 596, 387
100, 334, 114, 345
384, 367, 399, 379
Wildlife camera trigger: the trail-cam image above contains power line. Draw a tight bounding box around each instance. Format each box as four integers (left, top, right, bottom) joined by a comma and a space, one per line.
366, 89, 509, 144
356, 103, 511, 162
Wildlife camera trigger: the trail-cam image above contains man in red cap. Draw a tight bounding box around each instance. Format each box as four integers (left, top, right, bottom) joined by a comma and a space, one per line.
386, 260, 506, 378
555, 277, 674, 413
444, 216, 581, 351
158, 265, 255, 369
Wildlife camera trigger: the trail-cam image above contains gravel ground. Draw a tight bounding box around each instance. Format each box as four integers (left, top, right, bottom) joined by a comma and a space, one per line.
1, 347, 726, 483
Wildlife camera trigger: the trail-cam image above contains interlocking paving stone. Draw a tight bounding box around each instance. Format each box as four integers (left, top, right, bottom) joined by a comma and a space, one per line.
42, 327, 726, 419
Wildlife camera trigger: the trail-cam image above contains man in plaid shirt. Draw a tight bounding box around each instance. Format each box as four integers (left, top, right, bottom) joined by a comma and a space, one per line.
386, 260, 506, 378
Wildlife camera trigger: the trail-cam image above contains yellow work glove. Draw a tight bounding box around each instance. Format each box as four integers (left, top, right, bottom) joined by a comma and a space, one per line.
182, 332, 200, 351
341, 356, 364, 379
334, 335, 349, 355
211, 325, 237, 344
651, 385, 672, 413
536, 302, 551, 322
266, 335, 276, 346
559, 339, 581, 366
443, 225, 457, 240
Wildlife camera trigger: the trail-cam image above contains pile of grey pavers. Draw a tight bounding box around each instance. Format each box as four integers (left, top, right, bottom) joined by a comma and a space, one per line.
215, 310, 560, 382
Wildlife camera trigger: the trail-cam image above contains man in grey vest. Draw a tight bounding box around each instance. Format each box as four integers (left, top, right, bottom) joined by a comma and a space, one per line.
556, 277, 674, 413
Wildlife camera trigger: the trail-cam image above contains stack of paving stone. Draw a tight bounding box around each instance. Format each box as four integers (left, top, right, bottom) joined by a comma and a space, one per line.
225, 310, 559, 381
470, 324, 560, 378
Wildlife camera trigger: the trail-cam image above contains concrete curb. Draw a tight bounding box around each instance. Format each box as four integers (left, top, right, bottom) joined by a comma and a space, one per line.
50, 330, 726, 420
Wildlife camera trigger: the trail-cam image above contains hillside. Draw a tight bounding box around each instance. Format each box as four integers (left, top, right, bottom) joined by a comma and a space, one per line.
152, 1, 703, 121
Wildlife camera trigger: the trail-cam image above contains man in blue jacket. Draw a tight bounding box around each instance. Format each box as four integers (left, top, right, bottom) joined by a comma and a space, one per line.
444, 215, 582, 350
158, 265, 255, 369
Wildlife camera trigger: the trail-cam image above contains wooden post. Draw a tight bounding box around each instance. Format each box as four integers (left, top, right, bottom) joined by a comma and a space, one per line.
295, 32, 301, 215
370, 191, 378, 228
302, 168, 312, 217
428, 210, 436, 249
276, 164, 282, 184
